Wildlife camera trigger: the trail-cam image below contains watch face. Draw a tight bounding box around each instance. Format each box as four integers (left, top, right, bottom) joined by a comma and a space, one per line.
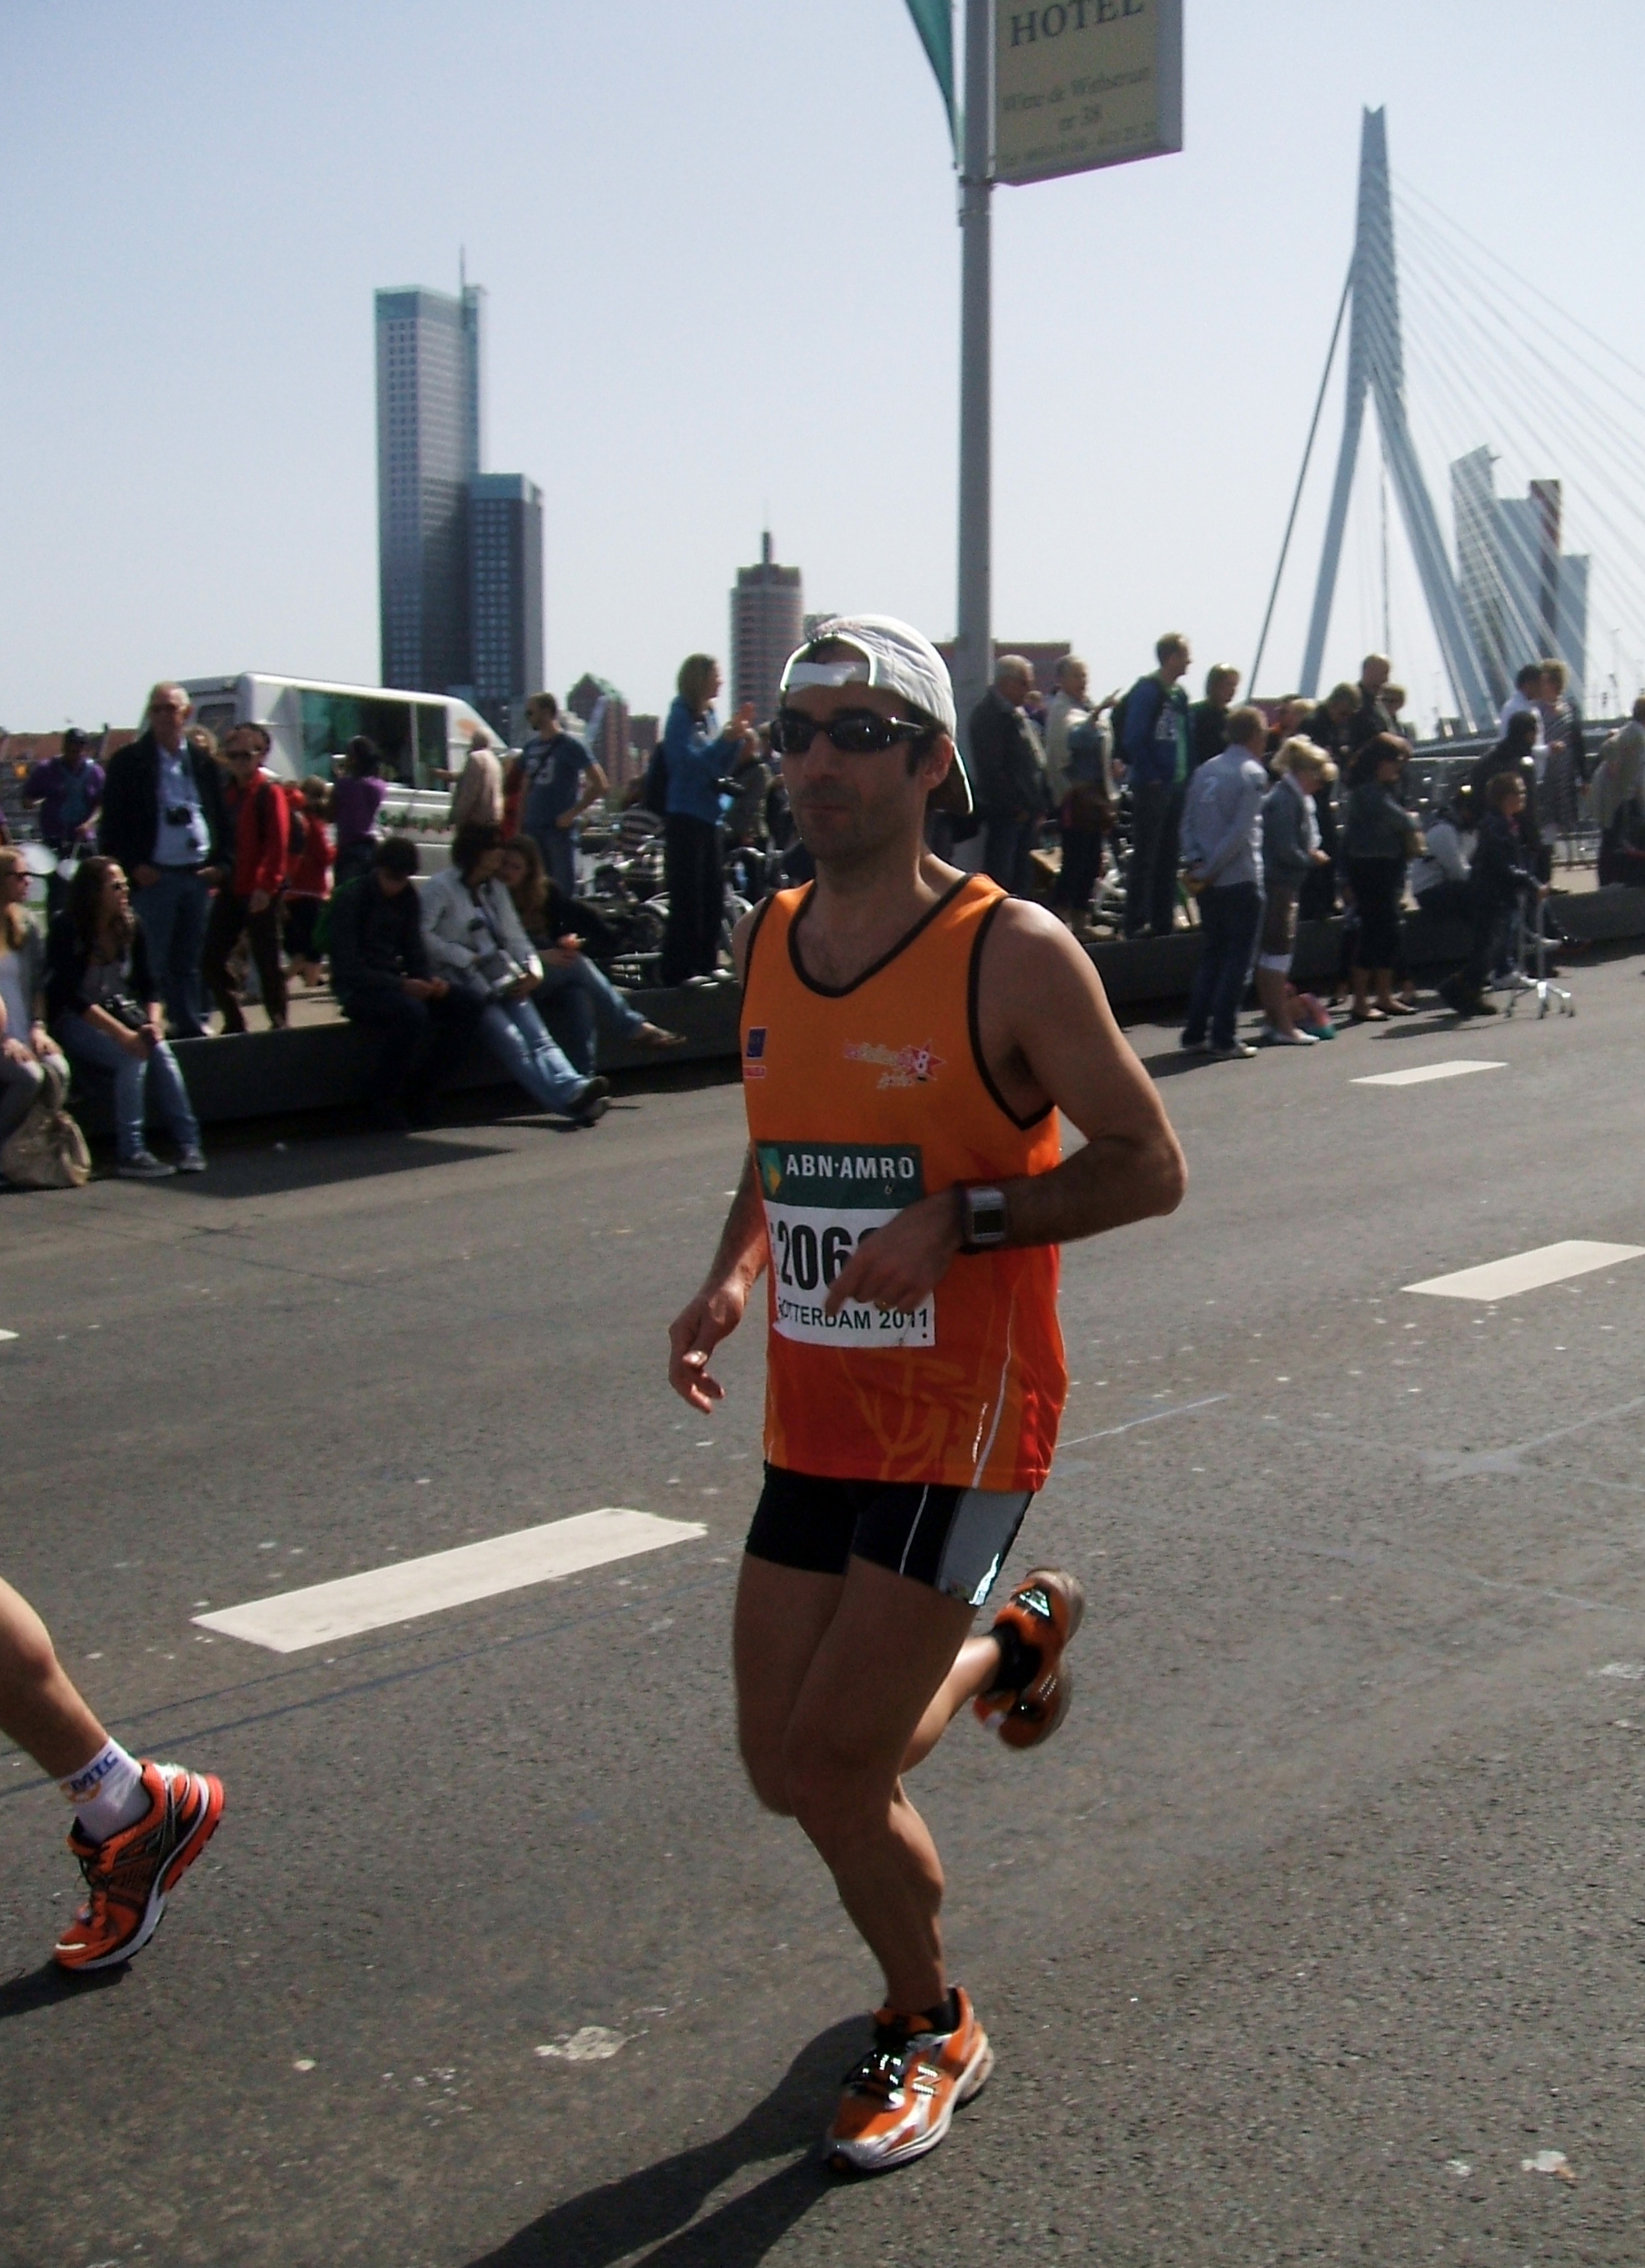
969, 1196, 1006, 1243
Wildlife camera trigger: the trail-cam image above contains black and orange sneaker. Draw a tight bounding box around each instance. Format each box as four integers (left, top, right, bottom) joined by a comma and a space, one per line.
973, 1567, 1085, 1749
54, 1759, 225, 1972
826, 1988, 994, 2174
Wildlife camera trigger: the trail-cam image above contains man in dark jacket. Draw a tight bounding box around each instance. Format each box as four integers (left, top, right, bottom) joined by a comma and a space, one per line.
968, 655, 1048, 898
98, 683, 227, 1037
1298, 681, 1358, 918
1346, 653, 1396, 757
328, 837, 485, 1129
1118, 632, 1192, 936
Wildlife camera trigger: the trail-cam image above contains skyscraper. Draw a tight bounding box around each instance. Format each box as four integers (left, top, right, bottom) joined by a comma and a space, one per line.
375, 282, 484, 693
730, 532, 803, 723
1451, 447, 1589, 708
470, 474, 543, 740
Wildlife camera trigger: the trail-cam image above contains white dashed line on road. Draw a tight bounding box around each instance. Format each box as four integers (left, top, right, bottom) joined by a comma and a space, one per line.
1405, 1241, 1645, 1303
1351, 1059, 1506, 1089
194, 1509, 708, 1654
0, 1329, 17, 1342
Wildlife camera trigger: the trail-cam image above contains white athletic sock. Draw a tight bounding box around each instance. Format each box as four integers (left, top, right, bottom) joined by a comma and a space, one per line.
60, 1739, 147, 1842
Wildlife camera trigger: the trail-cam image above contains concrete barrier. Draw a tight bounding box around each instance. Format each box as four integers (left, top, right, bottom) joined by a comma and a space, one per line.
66, 886, 1645, 1134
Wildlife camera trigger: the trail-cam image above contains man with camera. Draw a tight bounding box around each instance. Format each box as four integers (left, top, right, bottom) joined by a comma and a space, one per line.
98, 682, 226, 1038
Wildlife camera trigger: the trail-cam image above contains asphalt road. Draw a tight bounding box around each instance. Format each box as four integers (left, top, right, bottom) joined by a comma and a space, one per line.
5, 955, 1645, 2267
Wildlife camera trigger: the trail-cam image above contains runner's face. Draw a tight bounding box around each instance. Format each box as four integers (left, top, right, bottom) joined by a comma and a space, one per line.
781, 683, 946, 867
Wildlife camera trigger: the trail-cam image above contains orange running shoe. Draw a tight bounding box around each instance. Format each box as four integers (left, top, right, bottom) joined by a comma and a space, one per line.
826, 1988, 994, 2174
55, 1759, 225, 1972
973, 1567, 1085, 1749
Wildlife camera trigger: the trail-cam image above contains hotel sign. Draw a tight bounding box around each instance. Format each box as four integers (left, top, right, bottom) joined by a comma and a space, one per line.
993, 0, 1183, 186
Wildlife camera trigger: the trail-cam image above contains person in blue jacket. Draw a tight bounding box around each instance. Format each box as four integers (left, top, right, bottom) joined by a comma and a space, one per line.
1118, 632, 1193, 938
660, 654, 753, 986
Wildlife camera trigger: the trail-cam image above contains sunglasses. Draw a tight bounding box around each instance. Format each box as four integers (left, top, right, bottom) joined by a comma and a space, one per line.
772, 707, 935, 757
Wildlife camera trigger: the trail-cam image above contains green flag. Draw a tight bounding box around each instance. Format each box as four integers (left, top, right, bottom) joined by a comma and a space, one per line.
903, 0, 956, 150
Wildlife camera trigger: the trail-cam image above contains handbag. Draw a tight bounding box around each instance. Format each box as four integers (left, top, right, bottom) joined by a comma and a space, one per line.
1, 1058, 90, 1189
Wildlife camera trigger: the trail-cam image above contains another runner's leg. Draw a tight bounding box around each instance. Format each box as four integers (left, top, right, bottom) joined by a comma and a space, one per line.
902, 1567, 1086, 1769
0, 1576, 224, 1970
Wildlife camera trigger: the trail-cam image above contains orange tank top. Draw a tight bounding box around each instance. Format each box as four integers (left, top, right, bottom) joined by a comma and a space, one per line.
740, 872, 1066, 1490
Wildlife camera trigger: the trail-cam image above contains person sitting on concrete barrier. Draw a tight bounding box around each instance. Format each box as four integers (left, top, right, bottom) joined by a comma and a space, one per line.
328, 836, 484, 1132
420, 822, 610, 1127
45, 856, 204, 1178
203, 722, 290, 1035
1410, 782, 1476, 923
1256, 739, 1336, 1047
1441, 771, 1548, 1019
0, 846, 70, 1147
498, 835, 682, 1077
1179, 704, 1270, 1060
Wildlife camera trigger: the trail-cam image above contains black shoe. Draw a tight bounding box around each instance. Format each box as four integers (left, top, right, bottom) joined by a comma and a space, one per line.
569, 1076, 610, 1126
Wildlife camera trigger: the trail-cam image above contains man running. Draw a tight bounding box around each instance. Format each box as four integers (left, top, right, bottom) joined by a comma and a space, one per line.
667, 616, 1185, 2174
0, 1576, 224, 1970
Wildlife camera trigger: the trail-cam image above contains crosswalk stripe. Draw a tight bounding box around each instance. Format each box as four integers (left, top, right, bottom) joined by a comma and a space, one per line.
194, 1508, 707, 1654
1352, 1059, 1506, 1088
1405, 1240, 1645, 1303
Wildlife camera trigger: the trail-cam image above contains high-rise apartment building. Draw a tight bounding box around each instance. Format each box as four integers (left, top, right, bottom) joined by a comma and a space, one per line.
375, 283, 484, 693
470, 475, 544, 740
1451, 446, 1589, 708
731, 532, 803, 724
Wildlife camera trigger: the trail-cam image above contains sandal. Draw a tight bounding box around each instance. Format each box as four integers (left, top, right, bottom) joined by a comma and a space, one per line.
634, 1023, 687, 1048
1380, 1000, 1418, 1016
1350, 1007, 1387, 1023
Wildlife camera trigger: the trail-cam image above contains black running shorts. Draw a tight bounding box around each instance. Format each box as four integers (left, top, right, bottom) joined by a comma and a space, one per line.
745, 1464, 1032, 1608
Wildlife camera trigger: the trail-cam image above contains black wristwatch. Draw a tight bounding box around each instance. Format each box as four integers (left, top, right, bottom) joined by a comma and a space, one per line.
959, 1183, 1009, 1253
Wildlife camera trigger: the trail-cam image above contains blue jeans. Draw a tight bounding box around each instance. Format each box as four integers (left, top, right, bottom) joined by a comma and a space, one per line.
56, 1014, 200, 1161
534, 955, 645, 1077
132, 868, 211, 1036
1182, 881, 1264, 1049
478, 997, 588, 1112
526, 823, 579, 901
982, 813, 1036, 899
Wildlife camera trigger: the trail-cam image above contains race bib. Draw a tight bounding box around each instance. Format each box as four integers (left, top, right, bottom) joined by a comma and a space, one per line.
756, 1140, 934, 1349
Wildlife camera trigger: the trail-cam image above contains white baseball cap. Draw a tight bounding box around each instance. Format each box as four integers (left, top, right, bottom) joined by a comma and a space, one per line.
778, 613, 972, 816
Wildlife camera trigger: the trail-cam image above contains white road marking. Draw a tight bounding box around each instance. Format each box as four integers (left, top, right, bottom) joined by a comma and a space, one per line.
0, 1329, 17, 1343
1062, 1393, 1231, 1448
194, 1508, 706, 1654
1352, 1059, 1505, 1088
1406, 1240, 1645, 1303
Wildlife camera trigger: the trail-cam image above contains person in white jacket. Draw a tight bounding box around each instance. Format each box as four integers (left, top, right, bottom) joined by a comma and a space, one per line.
421, 822, 609, 1125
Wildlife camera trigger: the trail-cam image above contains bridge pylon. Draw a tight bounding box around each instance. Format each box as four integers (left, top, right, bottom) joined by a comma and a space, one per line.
1298, 108, 1493, 731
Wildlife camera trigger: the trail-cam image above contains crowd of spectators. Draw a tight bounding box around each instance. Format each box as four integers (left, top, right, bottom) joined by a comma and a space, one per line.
961, 638, 1630, 1055
2, 643, 1639, 1181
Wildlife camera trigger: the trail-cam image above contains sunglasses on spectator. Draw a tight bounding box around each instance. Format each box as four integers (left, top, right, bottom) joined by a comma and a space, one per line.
771, 708, 936, 757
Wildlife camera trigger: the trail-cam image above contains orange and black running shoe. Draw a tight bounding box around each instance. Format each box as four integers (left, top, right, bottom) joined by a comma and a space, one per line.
55, 1759, 225, 1972
826, 1987, 994, 2174
973, 1567, 1085, 1749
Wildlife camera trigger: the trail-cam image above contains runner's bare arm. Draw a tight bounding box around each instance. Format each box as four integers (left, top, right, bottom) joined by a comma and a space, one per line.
667, 910, 771, 1411
823, 900, 1184, 1318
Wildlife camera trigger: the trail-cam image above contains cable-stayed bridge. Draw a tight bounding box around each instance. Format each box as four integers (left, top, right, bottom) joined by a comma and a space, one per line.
1253, 107, 1645, 732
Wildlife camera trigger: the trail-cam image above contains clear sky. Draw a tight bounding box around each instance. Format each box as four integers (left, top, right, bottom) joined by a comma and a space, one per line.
3, 0, 1641, 734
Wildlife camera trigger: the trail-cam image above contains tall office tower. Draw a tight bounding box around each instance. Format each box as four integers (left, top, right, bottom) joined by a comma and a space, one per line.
731, 532, 803, 723
567, 672, 633, 792
1451, 448, 1590, 708
375, 280, 484, 693
469, 474, 544, 740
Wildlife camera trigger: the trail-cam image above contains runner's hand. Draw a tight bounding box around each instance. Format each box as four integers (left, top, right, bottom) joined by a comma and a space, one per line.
668, 1282, 748, 1413
822, 1190, 962, 1319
